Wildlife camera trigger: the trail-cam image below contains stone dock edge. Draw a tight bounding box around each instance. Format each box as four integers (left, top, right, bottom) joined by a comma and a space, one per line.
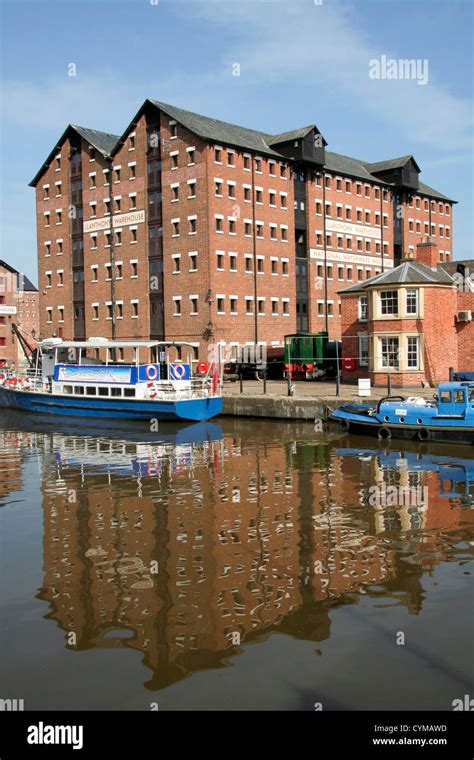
220, 395, 357, 420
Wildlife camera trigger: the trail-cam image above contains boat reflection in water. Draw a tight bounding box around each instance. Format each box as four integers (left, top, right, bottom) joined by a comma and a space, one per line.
0, 415, 473, 709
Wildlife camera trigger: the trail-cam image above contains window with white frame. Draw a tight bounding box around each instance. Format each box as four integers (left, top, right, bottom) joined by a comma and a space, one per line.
406, 288, 419, 315
359, 295, 368, 321
380, 290, 398, 316
407, 336, 419, 369
359, 335, 369, 366
189, 251, 198, 271
380, 336, 399, 369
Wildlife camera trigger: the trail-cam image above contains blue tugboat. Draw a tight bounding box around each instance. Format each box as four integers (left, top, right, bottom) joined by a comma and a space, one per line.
329, 381, 474, 444
0, 338, 223, 423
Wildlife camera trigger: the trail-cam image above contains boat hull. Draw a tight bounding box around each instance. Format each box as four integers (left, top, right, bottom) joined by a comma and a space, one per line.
0, 386, 222, 422
329, 406, 474, 445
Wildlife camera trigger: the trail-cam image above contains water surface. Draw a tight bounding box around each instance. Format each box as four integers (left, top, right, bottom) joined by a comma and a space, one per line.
0, 411, 473, 711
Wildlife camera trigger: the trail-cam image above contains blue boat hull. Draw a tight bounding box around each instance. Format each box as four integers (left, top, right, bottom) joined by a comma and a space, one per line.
0, 386, 222, 422
330, 404, 474, 444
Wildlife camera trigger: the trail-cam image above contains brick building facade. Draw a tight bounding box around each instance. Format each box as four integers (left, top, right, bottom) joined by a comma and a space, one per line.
0, 260, 38, 370
340, 240, 473, 387
30, 100, 456, 361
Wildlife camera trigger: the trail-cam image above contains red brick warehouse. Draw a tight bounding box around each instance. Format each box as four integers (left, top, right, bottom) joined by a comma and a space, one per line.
30, 100, 456, 361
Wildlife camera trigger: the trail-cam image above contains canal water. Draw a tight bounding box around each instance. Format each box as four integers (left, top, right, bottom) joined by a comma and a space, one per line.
0, 411, 472, 711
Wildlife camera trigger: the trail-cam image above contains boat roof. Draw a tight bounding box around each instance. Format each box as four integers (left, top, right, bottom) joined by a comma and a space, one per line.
440, 381, 474, 388
39, 339, 198, 350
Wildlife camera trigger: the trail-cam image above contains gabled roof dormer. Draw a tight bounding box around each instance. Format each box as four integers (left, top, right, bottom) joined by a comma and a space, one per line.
365, 155, 420, 192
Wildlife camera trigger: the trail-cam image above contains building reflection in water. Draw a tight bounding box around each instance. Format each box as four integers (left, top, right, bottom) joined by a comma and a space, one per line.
0, 423, 472, 691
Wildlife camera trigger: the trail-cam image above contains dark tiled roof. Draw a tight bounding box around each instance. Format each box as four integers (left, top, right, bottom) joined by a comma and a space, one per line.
29, 100, 455, 203
365, 155, 419, 173
267, 126, 316, 145
417, 181, 454, 202
71, 125, 119, 157
0, 260, 37, 291
339, 260, 454, 294
323, 151, 385, 183
150, 99, 282, 156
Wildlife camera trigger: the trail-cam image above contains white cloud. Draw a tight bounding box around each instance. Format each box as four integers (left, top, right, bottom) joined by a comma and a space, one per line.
183, 0, 473, 153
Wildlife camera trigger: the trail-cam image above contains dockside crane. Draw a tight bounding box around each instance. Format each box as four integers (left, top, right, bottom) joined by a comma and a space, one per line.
11, 323, 38, 369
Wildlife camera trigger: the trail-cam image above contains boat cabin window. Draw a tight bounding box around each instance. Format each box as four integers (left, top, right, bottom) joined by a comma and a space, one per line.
86, 386, 97, 396
98, 387, 109, 397
63, 385, 73, 394
453, 390, 466, 403
469, 389, 474, 402
110, 387, 122, 397
440, 391, 451, 403
124, 388, 135, 397
74, 386, 85, 395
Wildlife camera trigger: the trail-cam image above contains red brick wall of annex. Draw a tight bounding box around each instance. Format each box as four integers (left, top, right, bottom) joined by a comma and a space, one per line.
421, 287, 458, 384
456, 288, 474, 372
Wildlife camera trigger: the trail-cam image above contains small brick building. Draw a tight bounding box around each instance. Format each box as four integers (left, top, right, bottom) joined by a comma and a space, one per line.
339, 240, 474, 387
0, 260, 39, 370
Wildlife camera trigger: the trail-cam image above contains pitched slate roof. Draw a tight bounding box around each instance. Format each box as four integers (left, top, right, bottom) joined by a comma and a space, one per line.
365, 155, 421, 174
0, 260, 37, 291
339, 260, 454, 294
150, 99, 282, 156
323, 151, 385, 183
70, 125, 119, 157
417, 181, 454, 202
267, 126, 317, 145
29, 100, 455, 202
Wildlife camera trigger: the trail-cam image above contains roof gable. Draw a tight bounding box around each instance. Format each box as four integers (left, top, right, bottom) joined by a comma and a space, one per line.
29, 124, 120, 187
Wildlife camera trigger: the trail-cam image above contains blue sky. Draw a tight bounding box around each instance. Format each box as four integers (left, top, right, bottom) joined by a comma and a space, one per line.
1, 0, 472, 282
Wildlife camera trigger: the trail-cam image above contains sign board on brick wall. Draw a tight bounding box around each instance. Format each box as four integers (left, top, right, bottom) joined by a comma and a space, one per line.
309, 249, 394, 268
83, 209, 146, 234
326, 219, 382, 240
0, 305, 17, 315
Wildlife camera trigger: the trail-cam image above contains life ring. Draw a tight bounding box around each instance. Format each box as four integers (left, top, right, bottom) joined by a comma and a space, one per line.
171, 363, 186, 380
196, 361, 209, 376
417, 428, 431, 442
377, 426, 392, 440
145, 364, 159, 381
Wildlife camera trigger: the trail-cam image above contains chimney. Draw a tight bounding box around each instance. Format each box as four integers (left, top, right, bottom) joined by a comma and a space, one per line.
415, 237, 439, 268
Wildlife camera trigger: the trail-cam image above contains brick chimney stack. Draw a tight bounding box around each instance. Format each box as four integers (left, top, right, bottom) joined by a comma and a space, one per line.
415, 237, 439, 268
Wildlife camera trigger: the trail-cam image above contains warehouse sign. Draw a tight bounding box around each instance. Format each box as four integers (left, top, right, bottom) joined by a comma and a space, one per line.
310, 249, 394, 268
84, 209, 146, 233
326, 219, 382, 240
0, 304, 17, 315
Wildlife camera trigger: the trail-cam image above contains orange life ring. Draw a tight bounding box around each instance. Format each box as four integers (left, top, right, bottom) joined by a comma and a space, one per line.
196, 361, 209, 376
